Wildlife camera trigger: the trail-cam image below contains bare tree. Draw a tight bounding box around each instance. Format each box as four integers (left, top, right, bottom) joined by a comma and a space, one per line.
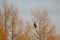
31, 8, 57, 40
0, 0, 19, 40
0, 10, 7, 40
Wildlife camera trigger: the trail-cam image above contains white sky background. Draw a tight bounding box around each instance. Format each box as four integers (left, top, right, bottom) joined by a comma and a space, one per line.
0, 0, 60, 33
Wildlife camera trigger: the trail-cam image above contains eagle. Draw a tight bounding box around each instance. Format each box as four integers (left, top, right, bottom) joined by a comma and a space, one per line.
34, 22, 37, 28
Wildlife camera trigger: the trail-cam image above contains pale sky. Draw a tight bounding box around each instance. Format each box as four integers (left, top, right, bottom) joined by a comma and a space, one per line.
0, 0, 60, 33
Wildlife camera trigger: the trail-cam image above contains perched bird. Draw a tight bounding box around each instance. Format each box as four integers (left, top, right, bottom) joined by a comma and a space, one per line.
34, 22, 37, 28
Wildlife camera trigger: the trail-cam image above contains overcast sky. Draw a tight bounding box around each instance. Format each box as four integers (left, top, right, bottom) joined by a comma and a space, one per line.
0, 0, 60, 33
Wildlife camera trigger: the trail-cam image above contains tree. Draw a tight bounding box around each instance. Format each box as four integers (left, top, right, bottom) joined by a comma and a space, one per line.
0, 0, 19, 40
31, 8, 57, 40
16, 21, 35, 40
0, 10, 7, 40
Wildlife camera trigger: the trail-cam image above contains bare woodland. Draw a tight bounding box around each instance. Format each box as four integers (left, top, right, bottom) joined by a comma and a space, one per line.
0, 0, 60, 40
